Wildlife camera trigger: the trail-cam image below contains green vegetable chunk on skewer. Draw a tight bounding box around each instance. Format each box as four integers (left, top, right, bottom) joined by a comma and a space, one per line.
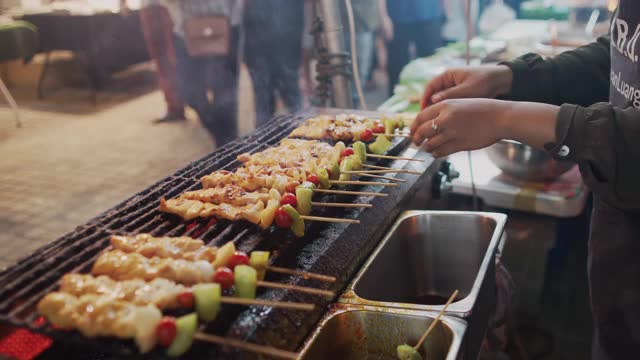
368, 134, 392, 155
397, 344, 422, 360
249, 251, 270, 281
192, 283, 221, 322
234, 265, 257, 299
167, 313, 198, 357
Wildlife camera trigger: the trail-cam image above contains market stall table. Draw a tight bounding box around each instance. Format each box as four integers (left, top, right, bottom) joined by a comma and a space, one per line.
18, 10, 148, 102
0, 20, 37, 127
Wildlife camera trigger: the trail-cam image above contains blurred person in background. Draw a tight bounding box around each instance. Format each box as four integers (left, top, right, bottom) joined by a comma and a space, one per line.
166, 0, 241, 146
386, 0, 444, 95
243, 0, 304, 127
139, 0, 185, 123
341, 0, 393, 105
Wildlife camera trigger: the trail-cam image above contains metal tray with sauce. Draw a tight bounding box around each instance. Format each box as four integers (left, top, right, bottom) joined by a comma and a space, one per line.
298, 305, 466, 360
339, 210, 507, 358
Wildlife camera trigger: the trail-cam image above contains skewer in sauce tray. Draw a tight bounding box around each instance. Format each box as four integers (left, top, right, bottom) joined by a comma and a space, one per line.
396, 290, 459, 360
37, 234, 337, 358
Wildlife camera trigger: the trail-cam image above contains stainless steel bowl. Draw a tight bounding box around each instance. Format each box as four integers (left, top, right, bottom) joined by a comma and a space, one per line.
486, 140, 575, 181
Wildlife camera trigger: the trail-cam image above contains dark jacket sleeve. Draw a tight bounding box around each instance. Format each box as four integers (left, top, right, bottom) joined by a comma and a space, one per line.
546, 103, 640, 210
502, 36, 611, 107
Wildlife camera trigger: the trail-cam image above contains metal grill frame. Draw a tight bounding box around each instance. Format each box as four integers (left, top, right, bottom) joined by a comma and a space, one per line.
0, 108, 439, 359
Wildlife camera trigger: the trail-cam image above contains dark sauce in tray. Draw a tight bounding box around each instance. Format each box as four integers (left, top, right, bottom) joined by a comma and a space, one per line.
397, 294, 460, 305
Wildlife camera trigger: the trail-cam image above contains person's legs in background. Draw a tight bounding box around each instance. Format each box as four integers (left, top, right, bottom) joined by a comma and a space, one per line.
350, 31, 375, 107
208, 27, 240, 146
173, 35, 211, 135
246, 51, 276, 128
412, 18, 443, 58
366, 38, 378, 90
273, 23, 303, 116
139, 5, 184, 122
386, 23, 411, 96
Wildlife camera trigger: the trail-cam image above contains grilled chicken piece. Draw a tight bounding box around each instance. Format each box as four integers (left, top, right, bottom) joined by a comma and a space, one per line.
201, 166, 304, 194
111, 234, 217, 263
37, 292, 161, 353
92, 250, 214, 285
289, 114, 382, 141
181, 185, 271, 207
200, 170, 293, 193
237, 139, 340, 168
59, 274, 185, 310
159, 198, 264, 223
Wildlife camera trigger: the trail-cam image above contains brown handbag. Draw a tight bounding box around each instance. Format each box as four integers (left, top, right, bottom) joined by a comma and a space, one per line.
183, 15, 230, 57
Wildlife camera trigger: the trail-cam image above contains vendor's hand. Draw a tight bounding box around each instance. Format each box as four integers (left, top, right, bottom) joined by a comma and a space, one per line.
412, 99, 512, 157
381, 15, 394, 42
420, 65, 513, 109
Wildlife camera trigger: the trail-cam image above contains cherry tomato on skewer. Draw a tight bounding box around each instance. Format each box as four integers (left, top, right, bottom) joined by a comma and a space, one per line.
280, 193, 298, 207
360, 128, 374, 142
227, 251, 250, 269
306, 174, 320, 187
342, 148, 354, 157
156, 317, 177, 347
275, 208, 293, 228
177, 290, 195, 308
213, 267, 234, 289
372, 123, 385, 133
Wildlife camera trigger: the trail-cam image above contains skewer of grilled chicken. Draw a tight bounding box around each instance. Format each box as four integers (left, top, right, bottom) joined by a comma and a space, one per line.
92, 250, 334, 297
236, 139, 342, 170
288, 114, 382, 141
92, 250, 214, 285
159, 197, 265, 223
111, 234, 217, 263
58, 273, 315, 312
60, 273, 185, 310
110, 234, 336, 283
37, 292, 162, 353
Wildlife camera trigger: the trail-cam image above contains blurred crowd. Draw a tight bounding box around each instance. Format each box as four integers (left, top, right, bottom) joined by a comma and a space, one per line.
134, 0, 522, 146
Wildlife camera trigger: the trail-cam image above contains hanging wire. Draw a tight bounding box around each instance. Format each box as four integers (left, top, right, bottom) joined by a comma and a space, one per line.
465, 0, 479, 211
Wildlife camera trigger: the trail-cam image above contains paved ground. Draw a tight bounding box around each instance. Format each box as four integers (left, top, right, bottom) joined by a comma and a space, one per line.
0, 62, 388, 270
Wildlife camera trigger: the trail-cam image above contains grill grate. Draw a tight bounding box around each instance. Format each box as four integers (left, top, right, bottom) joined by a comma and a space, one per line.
0, 108, 438, 359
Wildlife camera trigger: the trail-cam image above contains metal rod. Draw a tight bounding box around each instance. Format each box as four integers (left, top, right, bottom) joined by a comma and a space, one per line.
316, 0, 353, 108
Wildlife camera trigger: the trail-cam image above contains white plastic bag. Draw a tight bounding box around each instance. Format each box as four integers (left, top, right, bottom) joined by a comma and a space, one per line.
479, 0, 516, 35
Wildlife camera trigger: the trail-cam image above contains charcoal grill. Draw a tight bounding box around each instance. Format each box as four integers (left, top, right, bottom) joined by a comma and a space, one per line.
0, 108, 446, 359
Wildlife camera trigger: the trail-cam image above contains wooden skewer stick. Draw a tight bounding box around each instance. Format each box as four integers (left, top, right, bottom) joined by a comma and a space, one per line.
360, 165, 422, 175
362, 164, 421, 175
312, 202, 372, 208
375, 133, 410, 138
314, 188, 388, 197
414, 289, 459, 350
367, 153, 425, 162
357, 173, 407, 183
257, 280, 335, 297
342, 169, 421, 175
267, 265, 337, 283
330, 180, 398, 187
363, 163, 393, 170
221, 297, 315, 311
193, 332, 298, 360
300, 215, 359, 224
